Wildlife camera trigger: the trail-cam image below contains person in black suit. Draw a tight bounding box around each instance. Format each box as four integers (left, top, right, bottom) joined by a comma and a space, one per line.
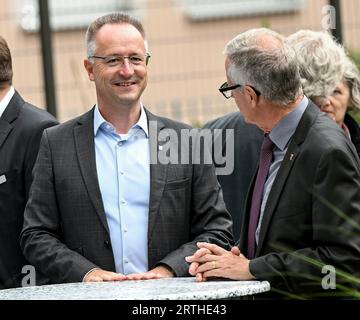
203, 113, 262, 239
186, 28, 360, 298
0, 36, 58, 289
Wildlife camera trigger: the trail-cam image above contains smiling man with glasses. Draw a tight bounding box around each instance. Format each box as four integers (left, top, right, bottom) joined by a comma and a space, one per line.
188, 28, 360, 298
89, 54, 151, 68
20, 12, 233, 285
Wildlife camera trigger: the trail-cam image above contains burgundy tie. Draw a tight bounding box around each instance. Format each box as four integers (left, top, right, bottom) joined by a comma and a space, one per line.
247, 135, 274, 259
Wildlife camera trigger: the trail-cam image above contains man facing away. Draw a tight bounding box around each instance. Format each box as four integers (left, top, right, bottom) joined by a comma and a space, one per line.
0, 36, 58, 289
186, 28, 360, 298
20, 13, 233, 284
203, 111, 263, 240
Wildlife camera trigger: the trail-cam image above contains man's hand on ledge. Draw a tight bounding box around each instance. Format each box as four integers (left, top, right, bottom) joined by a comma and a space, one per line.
84, 269, 127, 282
84, 266, 174, 282
185, 242, 255, 282
126, 265, 175, 281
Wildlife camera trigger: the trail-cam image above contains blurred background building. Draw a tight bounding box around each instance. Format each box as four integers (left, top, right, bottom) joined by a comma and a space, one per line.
1, 0, 360, 125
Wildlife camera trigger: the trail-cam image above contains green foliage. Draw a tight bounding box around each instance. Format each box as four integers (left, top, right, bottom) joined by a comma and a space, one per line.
191, 120, 203, 128
348, 49, 360, 71
349, 110, 360, 125
260, 18, 271, 29
269, 193, 360, 300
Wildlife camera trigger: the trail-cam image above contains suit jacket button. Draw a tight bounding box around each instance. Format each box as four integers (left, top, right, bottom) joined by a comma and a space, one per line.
104, 240, 110, 247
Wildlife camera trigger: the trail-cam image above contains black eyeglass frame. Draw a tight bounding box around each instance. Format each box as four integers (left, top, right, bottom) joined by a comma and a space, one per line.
219, 82, 261, 99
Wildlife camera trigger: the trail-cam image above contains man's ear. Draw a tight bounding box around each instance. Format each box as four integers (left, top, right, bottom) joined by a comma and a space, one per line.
84, 59, 95, 81
244, 85, 259, 106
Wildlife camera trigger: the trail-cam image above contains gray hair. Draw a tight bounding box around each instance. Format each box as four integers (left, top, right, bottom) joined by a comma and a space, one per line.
85, 12, 147, 58
288, 29, 360, 111
344, 57, 360, 111
224, 28, 302, 106
287, 30, 346, 99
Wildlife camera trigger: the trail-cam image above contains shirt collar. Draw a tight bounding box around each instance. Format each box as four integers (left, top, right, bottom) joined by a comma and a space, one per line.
341, 122, 351, 139
0, 86, 15, 118
93, 103, 149, 138
269, 95, 308, 151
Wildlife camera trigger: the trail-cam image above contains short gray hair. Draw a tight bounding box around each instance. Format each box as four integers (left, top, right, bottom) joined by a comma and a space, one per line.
224, 28, 302, 106
85, 12, 147, 58
287, 30, 346, 99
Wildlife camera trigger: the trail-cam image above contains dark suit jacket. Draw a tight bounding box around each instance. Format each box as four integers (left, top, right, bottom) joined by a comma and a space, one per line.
238, 102, 360, 297
344, 112, 360, 159
204, 112, 263, 239
0, 91, 58, 289
20, 107, 234, 284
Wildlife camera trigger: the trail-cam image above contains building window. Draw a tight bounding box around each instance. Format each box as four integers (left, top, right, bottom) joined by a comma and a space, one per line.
179, 0, 307, 21
20, 0, 144, 32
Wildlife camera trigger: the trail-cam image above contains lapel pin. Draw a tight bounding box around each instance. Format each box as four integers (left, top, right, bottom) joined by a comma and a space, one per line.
289, 153, 294, 161
0, 174, 6, 185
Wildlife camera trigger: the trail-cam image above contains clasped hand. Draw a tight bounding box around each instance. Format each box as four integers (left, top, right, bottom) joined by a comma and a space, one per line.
185, 242, 255, 282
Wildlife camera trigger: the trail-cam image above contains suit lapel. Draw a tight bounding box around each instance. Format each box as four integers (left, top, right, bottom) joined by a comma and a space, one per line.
146, 109, 168, 242
0, 91, 22, 149
0, 119, 13, 149
256, 102, 319, 255
74, 108, 110, 234
255, 142, 299, 254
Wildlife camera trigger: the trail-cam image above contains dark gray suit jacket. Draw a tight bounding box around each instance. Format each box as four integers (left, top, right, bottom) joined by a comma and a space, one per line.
20, 107, 234, 284
0, 91, 58, 289
204, 112, 263, 239
239, 102, 360, 296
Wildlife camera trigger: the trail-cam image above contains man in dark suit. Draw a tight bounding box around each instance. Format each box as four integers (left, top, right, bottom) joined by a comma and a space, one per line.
204, 113, 262, 239
20, 13, 233, 284
186, 28, 360, 297
0, 36, 58, 289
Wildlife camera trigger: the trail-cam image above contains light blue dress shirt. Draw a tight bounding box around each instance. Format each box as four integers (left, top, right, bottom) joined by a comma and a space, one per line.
93, 104, 150, 274
255, 96, 308, 244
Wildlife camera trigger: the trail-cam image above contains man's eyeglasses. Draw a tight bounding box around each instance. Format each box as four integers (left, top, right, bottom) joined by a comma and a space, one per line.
89, 53, 151, 67
219, 82, 261, 99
